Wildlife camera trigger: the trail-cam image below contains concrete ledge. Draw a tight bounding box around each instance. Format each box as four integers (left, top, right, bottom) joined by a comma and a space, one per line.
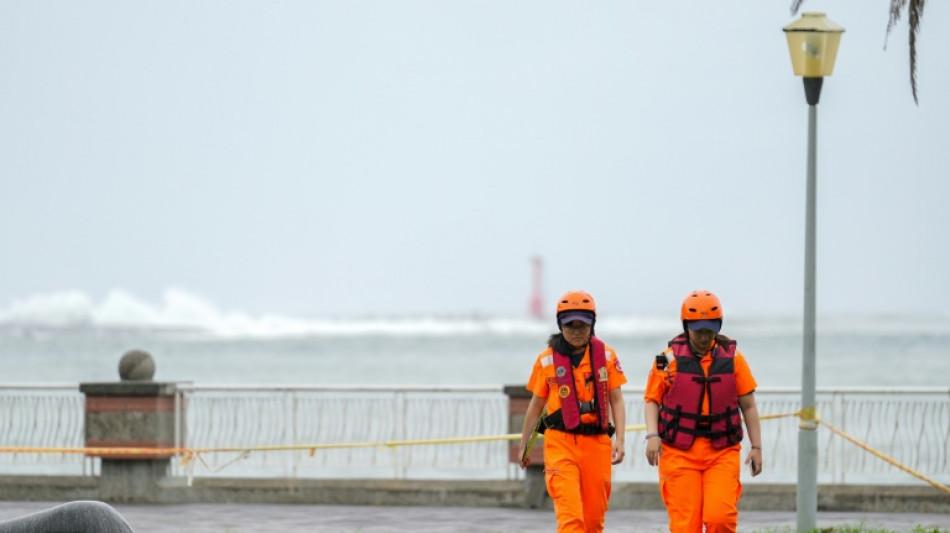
186, 479, 527, 507
613, 483, 949, 513
0, 476, 98, 501
0, 476, 946, 513
815, 484, 950, 513
79, 382, 181, 396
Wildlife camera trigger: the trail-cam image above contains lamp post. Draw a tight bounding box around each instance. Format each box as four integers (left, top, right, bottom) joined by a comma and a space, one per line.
783, 12, 844, 533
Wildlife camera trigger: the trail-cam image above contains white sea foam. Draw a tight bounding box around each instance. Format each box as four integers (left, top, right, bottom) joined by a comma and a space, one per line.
0, 288, 947, 338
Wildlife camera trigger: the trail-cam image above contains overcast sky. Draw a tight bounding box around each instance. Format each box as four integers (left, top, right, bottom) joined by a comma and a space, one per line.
1, 1, 947, 320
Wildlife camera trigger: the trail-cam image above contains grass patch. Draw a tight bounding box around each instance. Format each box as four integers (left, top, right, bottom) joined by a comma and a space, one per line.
757, 526, 948, 533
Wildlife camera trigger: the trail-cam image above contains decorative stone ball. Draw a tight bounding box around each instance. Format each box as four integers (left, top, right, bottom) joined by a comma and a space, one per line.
118, 350, 156, 381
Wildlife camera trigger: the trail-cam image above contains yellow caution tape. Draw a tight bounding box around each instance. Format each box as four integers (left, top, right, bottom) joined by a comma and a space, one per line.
798, 405, 819, 429
0, 446, 189, 455
761, 410, 802, 421
816, 418, 950, 494
180, 452, 196, 466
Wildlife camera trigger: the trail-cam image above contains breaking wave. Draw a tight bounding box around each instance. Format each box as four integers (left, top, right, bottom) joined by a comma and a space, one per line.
1, 288, 946, 338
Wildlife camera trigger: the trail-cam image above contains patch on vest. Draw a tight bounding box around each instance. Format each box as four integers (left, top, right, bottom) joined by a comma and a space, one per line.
598, 367, 608, 382
558, 385, 571, 398
556, 366, 567, 377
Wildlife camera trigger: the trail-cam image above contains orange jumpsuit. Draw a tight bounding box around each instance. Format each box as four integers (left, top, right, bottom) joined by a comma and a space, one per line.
527, 342, 626, 533
644, 340, 757, 533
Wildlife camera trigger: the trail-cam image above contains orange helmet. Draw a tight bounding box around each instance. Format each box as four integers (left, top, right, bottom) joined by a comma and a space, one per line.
556, 290, 597, 331
680, 290, 723, 321
556, 290, 596, 316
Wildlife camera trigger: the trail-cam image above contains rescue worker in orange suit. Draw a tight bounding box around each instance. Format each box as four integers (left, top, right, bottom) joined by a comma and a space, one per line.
643, 290, 763, 533
517, 290, 627, 533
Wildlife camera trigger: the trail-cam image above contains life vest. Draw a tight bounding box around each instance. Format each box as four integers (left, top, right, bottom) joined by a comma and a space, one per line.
542, 336, 612, 435
658, 334, 743, 450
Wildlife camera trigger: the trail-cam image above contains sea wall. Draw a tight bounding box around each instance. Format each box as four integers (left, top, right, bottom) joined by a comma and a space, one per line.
0, 475, 946, 513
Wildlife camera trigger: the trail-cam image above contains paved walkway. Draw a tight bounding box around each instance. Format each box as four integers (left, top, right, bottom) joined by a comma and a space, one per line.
1, 502, 948, 532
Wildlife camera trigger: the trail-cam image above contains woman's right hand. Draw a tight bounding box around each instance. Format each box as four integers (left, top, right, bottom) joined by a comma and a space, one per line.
517, 444, 530, 469
645, 435, 662, 466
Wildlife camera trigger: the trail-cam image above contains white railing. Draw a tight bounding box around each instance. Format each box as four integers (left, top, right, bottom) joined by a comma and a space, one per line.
0, 383, 98, 476
1, 383, 947, 486
173, 384, 509, 480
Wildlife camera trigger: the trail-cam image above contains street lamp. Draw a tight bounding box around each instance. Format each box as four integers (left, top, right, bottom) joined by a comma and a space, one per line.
783, 12, 844, 533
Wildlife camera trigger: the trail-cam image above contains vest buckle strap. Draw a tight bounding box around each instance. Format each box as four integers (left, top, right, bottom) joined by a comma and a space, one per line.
542, 411, 613, 437
578, 400, 596, 414
569, 423, 615, 437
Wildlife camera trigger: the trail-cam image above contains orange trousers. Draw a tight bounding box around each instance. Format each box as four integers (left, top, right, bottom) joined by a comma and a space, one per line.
543, 429, 613, 533
658, 438, 742, 533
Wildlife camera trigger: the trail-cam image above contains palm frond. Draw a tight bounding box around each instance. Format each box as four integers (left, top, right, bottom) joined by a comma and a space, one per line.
885, 0, 925, 103
907, 0, 926, 104
886, 0, 909, 38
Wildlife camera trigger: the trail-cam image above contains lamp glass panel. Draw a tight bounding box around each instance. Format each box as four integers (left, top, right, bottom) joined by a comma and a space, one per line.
785, 32, 842, 77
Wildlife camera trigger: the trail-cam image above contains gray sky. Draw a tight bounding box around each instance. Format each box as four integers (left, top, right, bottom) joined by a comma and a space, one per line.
1, 1, 948, 319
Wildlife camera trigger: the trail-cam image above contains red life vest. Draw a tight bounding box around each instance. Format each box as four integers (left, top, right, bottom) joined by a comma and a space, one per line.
658, 334, 743, 450
544, 336, 611, 434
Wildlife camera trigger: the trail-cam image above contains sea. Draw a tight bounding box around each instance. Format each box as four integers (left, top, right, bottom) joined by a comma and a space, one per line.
1, 290, 948, 388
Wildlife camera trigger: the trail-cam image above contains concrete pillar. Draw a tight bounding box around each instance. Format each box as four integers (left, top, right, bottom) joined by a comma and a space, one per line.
503, 385, 549, 509
80, 350, 186, 502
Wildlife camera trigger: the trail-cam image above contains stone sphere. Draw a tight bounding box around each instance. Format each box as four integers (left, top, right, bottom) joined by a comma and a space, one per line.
118, 350, 156, 381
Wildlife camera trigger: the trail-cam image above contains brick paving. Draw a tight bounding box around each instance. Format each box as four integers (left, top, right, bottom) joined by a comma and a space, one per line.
2, 502, 949, 532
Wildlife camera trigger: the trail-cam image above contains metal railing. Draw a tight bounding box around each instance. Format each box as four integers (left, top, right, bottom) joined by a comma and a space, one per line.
1, 383, 947, 486
0, 383, 97, 476
173, 385, 509, 480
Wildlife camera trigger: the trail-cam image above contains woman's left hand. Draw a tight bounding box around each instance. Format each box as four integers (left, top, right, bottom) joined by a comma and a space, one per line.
745, 447, 763, 477
611, 439, 625, 464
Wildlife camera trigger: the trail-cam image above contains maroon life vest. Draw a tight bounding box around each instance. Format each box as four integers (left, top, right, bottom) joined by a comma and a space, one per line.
545, 336, 611, 434
658, 334, 743, 450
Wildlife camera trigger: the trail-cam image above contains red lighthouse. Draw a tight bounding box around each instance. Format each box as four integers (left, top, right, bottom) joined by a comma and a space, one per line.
529, 256, 544, 320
